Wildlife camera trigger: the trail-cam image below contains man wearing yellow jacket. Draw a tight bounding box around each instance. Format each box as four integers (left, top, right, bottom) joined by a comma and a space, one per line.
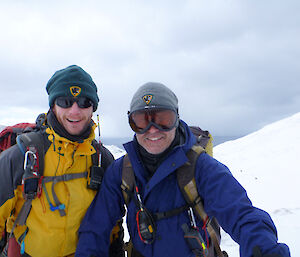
0, 65, 124, 257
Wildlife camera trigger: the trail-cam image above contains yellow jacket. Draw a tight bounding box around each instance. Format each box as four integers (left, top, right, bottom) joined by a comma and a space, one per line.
0, 123, 114, 257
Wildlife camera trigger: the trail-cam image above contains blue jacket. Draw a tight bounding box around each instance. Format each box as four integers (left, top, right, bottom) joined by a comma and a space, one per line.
75, 121, 290, 257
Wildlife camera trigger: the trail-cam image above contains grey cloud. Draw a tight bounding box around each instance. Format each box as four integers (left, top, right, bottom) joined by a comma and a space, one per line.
0, 0, 299, 139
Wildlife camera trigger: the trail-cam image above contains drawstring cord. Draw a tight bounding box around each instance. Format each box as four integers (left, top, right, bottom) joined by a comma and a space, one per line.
41, 146, 65, 213
202, 216, 210, 248
42, 181, 65, 212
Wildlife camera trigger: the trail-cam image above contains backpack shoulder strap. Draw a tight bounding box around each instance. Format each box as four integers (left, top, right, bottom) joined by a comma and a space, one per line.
9, 131, 49, 232
16, 131, 46, 176
176, 145, 224, 257
176, 145, 207, 221
121, 154, 135, 206
91, 139, 100, 166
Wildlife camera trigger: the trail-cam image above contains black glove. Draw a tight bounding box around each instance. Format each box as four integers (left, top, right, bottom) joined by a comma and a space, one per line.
109, 220, 125, 257
0, 235, 7, 253
252, 246, 283, 257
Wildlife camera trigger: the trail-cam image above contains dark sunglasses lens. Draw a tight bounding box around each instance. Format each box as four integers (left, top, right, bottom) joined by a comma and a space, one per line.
77, 97, 93, 108
55, 97, 74, 108
129, 109, 177, 133
55, 97, 93, 109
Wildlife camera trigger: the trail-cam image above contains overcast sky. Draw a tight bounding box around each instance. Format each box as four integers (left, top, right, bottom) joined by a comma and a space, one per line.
0, 0, 299, 139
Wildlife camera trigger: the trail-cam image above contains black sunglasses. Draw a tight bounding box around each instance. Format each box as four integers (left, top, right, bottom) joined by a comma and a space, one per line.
55, 96, 93, 109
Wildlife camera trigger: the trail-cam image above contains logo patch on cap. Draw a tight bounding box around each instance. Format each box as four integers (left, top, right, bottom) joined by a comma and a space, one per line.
70, 86, 81, 97
142, 94, 153, 105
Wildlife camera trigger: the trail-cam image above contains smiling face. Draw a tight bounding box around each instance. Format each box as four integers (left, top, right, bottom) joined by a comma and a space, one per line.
52, 102, 93, 135
136, 125, 176, 154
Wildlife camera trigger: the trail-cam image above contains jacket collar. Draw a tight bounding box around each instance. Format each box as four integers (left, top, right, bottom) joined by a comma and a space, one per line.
45, 121, 97, 156
47, 109, 94, 143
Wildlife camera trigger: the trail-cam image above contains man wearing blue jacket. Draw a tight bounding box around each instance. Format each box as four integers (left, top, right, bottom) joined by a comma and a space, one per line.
75, 82, 290, 257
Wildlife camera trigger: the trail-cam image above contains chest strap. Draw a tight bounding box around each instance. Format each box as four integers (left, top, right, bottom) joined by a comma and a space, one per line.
42, 171, 88, 216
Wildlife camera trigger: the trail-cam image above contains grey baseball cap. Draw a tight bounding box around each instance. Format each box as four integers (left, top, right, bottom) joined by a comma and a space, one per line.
129, 82, 178, 113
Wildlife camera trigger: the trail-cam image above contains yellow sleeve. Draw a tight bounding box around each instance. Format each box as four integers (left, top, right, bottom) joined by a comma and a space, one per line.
0, 194, 18, 234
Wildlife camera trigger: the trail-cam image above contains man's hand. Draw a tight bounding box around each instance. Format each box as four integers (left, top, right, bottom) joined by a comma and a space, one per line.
252, 246, 282, 257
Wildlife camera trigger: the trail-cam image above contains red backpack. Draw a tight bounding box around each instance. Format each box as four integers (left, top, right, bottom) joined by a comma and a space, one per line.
0, 123, 36, 153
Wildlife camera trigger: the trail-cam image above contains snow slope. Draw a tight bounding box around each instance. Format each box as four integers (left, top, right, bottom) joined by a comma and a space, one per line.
105, 144, 126, 159
214, 112, 300, 256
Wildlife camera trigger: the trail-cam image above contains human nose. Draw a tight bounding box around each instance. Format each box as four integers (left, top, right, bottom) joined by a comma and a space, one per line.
147, 124, 160, 133
69, 102, 81, 113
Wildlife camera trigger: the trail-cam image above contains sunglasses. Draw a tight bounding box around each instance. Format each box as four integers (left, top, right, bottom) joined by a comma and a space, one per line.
55, 96, 93, 109
128, 109, 178, 134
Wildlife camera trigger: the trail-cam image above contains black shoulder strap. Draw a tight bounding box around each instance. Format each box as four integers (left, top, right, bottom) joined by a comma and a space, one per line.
91, 140, 115, 170
91, 139, 100, 167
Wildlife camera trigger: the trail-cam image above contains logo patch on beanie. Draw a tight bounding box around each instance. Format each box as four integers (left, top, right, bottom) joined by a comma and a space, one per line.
142, 94, 153, 105
70, 86, 81, 97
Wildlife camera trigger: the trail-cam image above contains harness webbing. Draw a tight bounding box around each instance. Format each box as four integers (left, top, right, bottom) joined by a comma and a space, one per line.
13, 200, 33, 227
153, 204, 190, 221
43, 172, 88, 216
121, 172, 191, 221
13, 131, 97, 226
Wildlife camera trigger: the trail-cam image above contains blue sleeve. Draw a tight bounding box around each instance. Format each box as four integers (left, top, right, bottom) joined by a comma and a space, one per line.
195, 153, 290, 257
75, 158, 125, 257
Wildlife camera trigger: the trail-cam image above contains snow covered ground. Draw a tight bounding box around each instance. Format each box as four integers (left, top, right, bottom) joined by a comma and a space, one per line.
106, 112, 300, 256
214, 112, 300, 256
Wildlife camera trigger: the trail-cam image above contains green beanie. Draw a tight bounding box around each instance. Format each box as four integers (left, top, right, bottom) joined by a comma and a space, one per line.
46, 65, 99, 112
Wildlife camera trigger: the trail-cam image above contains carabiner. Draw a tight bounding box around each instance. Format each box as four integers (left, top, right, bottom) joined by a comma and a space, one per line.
23, 150, 37, 172
188, 207, 197, 228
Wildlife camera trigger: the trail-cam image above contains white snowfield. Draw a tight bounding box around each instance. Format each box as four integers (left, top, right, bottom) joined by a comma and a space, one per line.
214, 112, 300, 256
107, 112, 299, 256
